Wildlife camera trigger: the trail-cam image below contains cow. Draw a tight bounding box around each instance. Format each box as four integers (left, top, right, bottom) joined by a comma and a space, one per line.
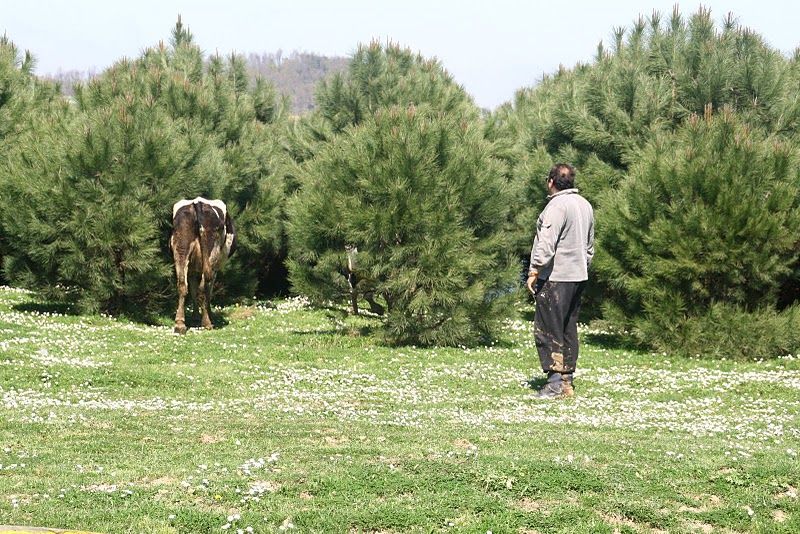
170, 197, 237, 334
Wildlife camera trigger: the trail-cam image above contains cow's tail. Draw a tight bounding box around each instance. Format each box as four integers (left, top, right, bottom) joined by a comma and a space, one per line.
193, 200, 206, 264
193, 200, 203, 235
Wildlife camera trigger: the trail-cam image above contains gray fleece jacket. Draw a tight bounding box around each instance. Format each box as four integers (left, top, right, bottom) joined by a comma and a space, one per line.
529, 188, 594, 282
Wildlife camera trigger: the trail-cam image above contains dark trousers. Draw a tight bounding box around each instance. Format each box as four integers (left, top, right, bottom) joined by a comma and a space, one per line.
534, 280, 587, 374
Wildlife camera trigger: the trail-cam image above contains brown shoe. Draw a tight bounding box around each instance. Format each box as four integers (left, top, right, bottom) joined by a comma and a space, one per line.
562, 375, 575, 397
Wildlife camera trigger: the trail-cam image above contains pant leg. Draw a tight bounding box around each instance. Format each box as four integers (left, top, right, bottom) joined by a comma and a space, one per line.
534, 280, 569, 373
562, 281, 586, 372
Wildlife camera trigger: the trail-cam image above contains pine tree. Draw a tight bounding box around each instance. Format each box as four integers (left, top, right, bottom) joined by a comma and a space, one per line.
491, 7, 800, 323
221, 117, 289, 298
288, 105, 516, 346
205, 51, 292, 298
0, 36, 62, 284
288, 42, 516, 345
315, 41, 476, 133
500, 7, 799, 179
595, 110, 800, 358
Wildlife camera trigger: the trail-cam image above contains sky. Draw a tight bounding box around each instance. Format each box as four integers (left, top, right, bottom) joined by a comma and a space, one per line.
2, 0, 799, 109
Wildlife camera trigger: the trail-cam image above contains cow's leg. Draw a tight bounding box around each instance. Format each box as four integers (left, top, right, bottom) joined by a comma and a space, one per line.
173, 253, 190, 335
188, 272, 200, 325
198, 270, 214, 330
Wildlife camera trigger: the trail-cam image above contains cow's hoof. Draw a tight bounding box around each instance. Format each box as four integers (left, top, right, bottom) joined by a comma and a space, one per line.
202, 323, 214, 330
174, 324, 187, 335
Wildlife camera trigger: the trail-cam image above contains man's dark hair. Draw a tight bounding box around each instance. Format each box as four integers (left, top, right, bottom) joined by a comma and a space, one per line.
548, 163, 576, 191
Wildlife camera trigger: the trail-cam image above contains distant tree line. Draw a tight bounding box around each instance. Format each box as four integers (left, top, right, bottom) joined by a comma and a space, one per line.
45, 50, 348, 114
1, 9, 799, 356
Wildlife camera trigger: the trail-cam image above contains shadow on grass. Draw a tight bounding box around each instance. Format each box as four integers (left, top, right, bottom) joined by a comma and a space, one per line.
291, 310, 380, 339
175, 311, 232, 330
12, 301, 79, 316
12, 296, 235, 332
290, 327, 377, 339
583, 332, 641, 352
523, 375, 548, 390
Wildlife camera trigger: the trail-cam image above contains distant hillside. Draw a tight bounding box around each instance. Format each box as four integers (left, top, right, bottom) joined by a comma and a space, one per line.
44, 50, 348, 114
247, 50, 348, 113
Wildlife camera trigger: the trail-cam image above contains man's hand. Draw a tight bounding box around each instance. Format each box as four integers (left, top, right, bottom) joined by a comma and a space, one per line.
526, 271, 538, 296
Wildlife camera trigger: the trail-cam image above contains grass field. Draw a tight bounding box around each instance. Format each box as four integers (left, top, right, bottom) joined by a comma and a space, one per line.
0, 286, 798, 533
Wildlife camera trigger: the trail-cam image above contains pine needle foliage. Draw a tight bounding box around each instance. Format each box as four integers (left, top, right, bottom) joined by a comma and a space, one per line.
0, 36, 63, 284
489, 7, 800, 333
290, 42, 515, 346
596, 111, 800, 358
0, 35, 60, 146
288, 104, 516, 346
501, 7, 799, 175
315, 41, 476, 133
492, 8, 800, 254
640, 302, 800, 360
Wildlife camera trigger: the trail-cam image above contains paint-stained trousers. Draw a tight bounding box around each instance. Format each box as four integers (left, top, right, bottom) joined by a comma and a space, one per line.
534, 280, 587, 373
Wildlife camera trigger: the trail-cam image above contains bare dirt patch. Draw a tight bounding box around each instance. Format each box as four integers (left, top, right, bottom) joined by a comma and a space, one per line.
596, 512, 642, 532
516, 497, 547, 513
678, 493, 724, 513
776, 485, 797, 499
134, 476, 178, 489
683, 520, 714, 533
452, 438, 476, 449
596, 512, 668, 534
324, 435, 349, 446
228, 306, 257, 321
200, 433, 224, 444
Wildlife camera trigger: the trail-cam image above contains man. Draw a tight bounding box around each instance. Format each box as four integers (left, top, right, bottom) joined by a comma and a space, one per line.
526, 163, 594, 399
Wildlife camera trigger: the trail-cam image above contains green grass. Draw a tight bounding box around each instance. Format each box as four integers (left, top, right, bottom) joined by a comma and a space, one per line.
0, 287, 798, 533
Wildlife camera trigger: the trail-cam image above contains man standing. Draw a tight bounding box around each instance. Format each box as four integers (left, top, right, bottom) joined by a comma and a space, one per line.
527, 163, 594, 399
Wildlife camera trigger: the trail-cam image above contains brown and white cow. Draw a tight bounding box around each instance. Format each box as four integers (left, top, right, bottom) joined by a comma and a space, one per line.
170, 197, 236, 334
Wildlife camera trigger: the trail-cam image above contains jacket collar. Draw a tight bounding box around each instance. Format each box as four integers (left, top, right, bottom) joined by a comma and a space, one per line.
547, 188, 579, 200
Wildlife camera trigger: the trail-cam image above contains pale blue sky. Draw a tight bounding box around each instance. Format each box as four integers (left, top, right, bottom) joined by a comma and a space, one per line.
2, 0, 799, 109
